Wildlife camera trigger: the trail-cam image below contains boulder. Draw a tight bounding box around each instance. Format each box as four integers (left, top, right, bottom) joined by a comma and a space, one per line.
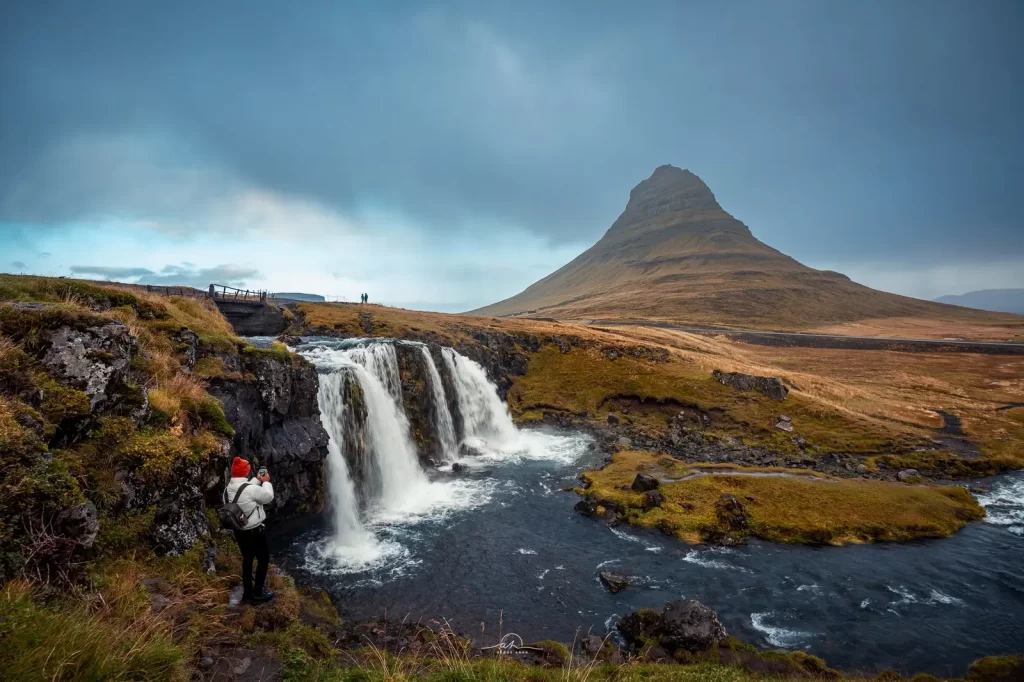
631, 473, 659, 492
41, 322, 137, 413
714, 494, 748, 531
617, 608, 662, 647
574, 498, 598, 518
57, 501, 99, 549
599, 571, 630, 593
452, 462, 468, 473
712, 369, 788, 402
660, 600, 727, 652
775, 415, 794, 432
607, 414, 620, 425
641, 490, 665, 510
897, 469, 919, 482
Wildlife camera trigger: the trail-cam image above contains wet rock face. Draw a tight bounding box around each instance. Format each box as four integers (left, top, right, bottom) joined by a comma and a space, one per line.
395, 343, 452, 465
712, 369, 788, 402
208, 355, 329, 522
455, 331, 536, 400
599, 570, 630, 593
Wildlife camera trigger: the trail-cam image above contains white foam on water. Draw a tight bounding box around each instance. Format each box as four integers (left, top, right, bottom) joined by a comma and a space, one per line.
596, 559, 620, 569
750, 612, 814, 649
301, 341, 499, 576
518, 548, 538, 555
796, 584, 822, 595
860, 599, 871, 609
928, 590, 965, 606
682, 548, 749, 572
441, 347, 592, 465
538, 569, 550, 579
976, 474, 1024, 537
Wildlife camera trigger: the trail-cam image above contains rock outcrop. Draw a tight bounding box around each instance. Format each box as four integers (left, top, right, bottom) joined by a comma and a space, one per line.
207, 353, 330, 521
712, 369, 788, 402
618, 600, 727, 655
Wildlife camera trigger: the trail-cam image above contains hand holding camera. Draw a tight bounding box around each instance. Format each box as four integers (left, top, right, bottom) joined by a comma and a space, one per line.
257, 466, 271, 482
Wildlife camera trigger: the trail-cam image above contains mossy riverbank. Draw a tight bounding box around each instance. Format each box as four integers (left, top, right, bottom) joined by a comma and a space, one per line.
578, 451, 985, 545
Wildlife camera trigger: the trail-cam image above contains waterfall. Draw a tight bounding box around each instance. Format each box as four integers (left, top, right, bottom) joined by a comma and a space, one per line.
314, 368, 379, 558
441, 348, 519, 447
419, 345, 458, 461
301, 337, 567, 571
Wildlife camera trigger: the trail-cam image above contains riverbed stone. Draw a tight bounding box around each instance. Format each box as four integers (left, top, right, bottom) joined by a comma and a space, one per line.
642, 490, 665, 510
631, 473, 659, 492
660, 599, 727, 652
599, 571, 630, 593
897, 469, 919, 482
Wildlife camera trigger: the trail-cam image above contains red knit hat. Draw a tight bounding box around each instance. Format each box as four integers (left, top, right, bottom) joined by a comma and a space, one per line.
231, 457, 251, 478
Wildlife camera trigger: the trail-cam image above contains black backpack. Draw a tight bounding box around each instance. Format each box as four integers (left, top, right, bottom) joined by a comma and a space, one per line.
218, 483, 253, 531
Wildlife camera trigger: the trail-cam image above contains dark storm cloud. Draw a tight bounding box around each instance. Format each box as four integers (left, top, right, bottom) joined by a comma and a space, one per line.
2, 0, 1023, 265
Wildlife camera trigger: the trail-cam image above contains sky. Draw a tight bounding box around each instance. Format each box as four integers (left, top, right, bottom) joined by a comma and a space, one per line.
2, 0, 1022, 311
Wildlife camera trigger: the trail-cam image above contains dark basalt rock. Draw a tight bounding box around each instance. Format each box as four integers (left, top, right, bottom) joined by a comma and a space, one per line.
631, 472, 659, 492
712, 369, 788, 402
661, 599, 727, 652
57, 501, 99, 549
607, 414, 620, 425
207, 354, 330, 522
642, 489, 665, 510
452, 462, 468, 473
149, 497, 210, 557
618, 600, 727, 655
599, 570, 630, 593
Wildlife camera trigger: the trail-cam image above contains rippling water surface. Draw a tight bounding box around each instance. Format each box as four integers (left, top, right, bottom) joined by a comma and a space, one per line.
279, 430, 1024, 677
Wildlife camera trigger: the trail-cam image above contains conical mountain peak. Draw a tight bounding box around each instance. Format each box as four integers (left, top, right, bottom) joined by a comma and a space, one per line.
610, 165, 723, 235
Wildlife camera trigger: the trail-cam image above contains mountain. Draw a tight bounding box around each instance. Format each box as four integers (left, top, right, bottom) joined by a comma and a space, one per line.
936, 289, 1024, 315
471, 165, 1014, 330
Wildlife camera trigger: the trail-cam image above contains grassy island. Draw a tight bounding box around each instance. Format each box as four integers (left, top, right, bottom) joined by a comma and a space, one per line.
579, 451, 985, 545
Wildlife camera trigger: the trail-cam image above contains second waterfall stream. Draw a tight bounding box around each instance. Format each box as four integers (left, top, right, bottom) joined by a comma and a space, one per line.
295, 337, 582, 573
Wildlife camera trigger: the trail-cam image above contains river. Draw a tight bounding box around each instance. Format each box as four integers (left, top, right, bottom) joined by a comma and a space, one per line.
278, 337, 1024, 677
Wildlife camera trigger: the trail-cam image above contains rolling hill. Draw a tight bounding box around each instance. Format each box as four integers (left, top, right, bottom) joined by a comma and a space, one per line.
936, 289, 1024, 315
472, 165, 1020, 331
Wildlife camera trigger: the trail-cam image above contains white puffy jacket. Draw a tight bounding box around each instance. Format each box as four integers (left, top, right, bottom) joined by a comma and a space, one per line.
224, 477, 274, 530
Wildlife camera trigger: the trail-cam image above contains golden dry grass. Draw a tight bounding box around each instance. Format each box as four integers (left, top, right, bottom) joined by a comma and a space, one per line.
581, 451, 984, 545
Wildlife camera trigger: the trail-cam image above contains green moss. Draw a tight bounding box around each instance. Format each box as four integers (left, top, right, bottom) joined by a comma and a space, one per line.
193, 355, 226, 378
242, 340, 303, 364
968, 655, 1024, 682
180, 395, 235, 438
582, 451, 985, 545
528, 640, 570, 665
94, 510, 155, 557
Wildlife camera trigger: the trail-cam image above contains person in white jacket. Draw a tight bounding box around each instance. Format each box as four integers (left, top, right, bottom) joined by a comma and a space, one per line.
225, 456, 275, 603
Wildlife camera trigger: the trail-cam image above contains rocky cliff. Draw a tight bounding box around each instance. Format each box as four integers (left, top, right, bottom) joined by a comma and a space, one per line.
206, 351, 329, 521
0, 279, 329, 583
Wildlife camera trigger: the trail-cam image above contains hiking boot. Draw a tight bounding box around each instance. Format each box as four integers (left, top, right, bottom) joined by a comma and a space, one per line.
250, 590, 276, 604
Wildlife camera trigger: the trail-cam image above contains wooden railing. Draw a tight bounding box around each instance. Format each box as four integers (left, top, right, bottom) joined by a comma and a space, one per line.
143, 285, 206, 299
208, 284, 274, 302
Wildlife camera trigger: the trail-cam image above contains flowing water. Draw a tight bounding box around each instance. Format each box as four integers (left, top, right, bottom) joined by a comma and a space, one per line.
283, 337, 1024, 676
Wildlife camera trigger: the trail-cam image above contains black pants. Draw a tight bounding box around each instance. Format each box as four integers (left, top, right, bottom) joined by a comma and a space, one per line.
233, 524, 269, 597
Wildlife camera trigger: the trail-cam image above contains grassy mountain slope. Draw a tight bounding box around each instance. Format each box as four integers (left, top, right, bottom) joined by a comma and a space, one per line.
472, 166, 1022, 331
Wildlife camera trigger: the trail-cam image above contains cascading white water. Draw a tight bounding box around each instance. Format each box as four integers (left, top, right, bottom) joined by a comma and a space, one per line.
343, 359, 430, 511
315, 369, 380, 560
441, 347, 519, 446
419, 345, 458, 461
299, 337, 584, 573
